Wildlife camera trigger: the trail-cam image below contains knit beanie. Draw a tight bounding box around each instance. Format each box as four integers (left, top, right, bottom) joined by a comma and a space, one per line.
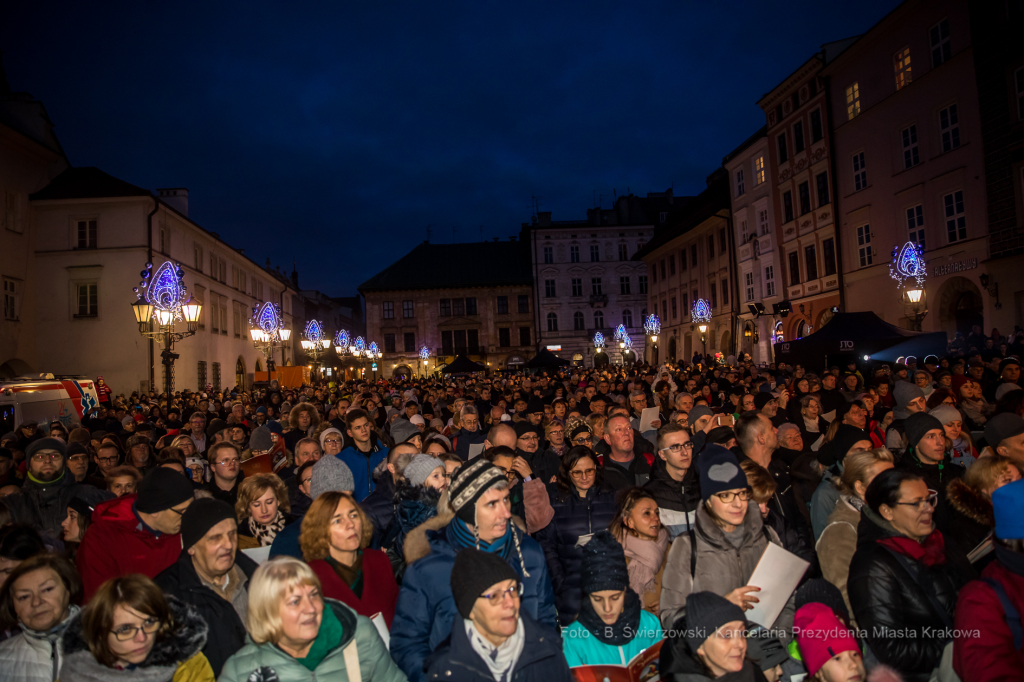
135, 467, 195, 514
580, 530, 629, 594
816, 424, 870, 467
67, 495, 96, 521
704, 426, 736, 447
249, 426, 273, 453
904, 412, 944, 449
180, 498, 236, 549
753, 393, 774, 410
448, 458, 507, 524
685, 591, 746, 651
794, 578, 850, 622
995, 383, 1022, 402
985, 413, 1024, 451
893, 381, 925, 418
928, 404, 961, 427
513, 421, 540, 438
450, 548, 520, 618
405, 454, 445, 487
318, 427, 343, 450
266, 420, 284, 436
390, 419, 420, 445
409, 414, 426, 426
66, 442, 90, 459
206, 418, 228, 441
526, 397, 544, 414
698, 445, 748, 502
794, 603, 860, 676
688, 406, 714, 424
26, 438, 67, 459
993, 478, 1024, 540
310, 455, 356, 498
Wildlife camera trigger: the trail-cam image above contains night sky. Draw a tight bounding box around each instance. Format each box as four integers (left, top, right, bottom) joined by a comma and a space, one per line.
4, 0, 900, 296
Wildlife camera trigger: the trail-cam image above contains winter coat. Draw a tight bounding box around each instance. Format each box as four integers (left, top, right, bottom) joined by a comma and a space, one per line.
452, 427, 486, 461
219, 599, 404, 682
309, 549, 399, 627
424, 611, 571, 682
4, 472, 111, 539
535, 483, 618, 623
76, 493, 184, 600
659, 629, 768, 682
815, 494, 861, 623
337, 442, 389, 502
153, 549, 259, 676
660, 503, 792, 639
362, 470, 398, 546
0, 605, 79, 682
236, 513, 300, 550
643, 458, 701, 538
561, 609, 662, 667
953, 555, 1024, 682
382, 485, 441, 580
522, 447, 560, 485
944, 478, 994, 566
390, 521, 557, 682
59, 596, 214, 682
895, 449, 965, 534
809, 470, 841, 541
846, 508, 966, 682
596, 451, 654, 492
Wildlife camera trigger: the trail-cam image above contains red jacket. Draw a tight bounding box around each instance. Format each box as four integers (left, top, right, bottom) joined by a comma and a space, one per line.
77, 494, 183, 600
309, 549, 399, 627
953, 559, 1024, 682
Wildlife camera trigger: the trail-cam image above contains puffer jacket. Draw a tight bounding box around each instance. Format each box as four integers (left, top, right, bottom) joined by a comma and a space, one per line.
659, 503, 793, 639
815, 494, 861, 622
535, 482, 617, 624
0, 606, 79, 682
846, 507, 966, 682
382, 484, 441, 577
4, 472, 111, 539
643, 458, 701, 538
953, 552, 1024, 682
944, 477, 994, 566
219, 599, 404, 682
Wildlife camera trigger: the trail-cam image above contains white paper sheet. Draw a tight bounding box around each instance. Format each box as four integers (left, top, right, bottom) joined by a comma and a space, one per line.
468, 442, 485, 459
371, 612, 390, 649
744, 542, 810, 628
241, 546, 271, 565
639, 407, 660, 432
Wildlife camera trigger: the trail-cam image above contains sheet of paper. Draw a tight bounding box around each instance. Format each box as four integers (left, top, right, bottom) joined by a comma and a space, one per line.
744, 541, 810, 628
468, 442, 485, 459
241, 546, 271, 565
639, 407, 660, 432
371, 612, 390, 650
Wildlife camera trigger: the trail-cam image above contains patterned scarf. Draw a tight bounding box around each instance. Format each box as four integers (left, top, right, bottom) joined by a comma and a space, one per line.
249, 511, 286, 547
464, 617, 525, 682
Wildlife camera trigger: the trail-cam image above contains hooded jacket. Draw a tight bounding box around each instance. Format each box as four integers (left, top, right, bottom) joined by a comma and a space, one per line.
76, 493, 184, 600
944, 477, 995, 566
337, 440, 389, 502
4, 470, 110, 539
0, 605, 79, 682
953, 554, 1024, 682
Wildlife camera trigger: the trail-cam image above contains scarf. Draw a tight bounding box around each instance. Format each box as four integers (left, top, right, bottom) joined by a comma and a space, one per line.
878, 528, 947, 566
576, 588, 642, 646
448, 516, 513, 560
326, 552, 363, 598
620, 528, 669, 596
464, 617, 525, 682
249, 511, 286, 547
296, 603, 343, 671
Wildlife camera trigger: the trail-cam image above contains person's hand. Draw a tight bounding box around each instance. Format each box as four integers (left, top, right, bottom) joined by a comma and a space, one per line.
724, 585, 761, 611
511, 456, 533, 479
649, 419, 661, 430
778, 390, 789, 407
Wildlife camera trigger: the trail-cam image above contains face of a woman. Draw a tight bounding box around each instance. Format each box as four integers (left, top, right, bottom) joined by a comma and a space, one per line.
569, 456, 597, 493
797, 379, 810, 393
625, 498, 661, 540
61, 508, 82, 542
915, 373, 930, 387
697, 621, 747, 677
708, 488, 749, 528
108, 604, 160, 666
250, 487, 279, 524
12, 567, 70, 632
329, 496, 363, 553
278, 584, 323, 649
177, 439, 196, 457
883, 479, 935, 540
426, 442, 447, 456
802, 399, 820, 419
943, 420, 962, 441
589, 588, 626, 625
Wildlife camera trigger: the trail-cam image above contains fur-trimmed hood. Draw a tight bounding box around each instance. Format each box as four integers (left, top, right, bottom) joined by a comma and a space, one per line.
946, 477, 994, 527
402, 506, 527, 565
60, 595, 207, 682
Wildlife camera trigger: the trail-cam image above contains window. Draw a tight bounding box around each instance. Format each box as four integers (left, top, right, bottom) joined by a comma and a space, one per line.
232, 302, 242, 338
590, 245, 600, 262
721, 279, 730, 306
668, 255, 675, 275
442, 331, 453, 355
659, 260, 665, 280
454, 330, 467, 353
544, 279, 556, 297
76, 283, 98, 317
209, 294, 220, 334
710, 282, 717, 309
670, 297, 677, 319
219, 258, 226, 283
573, 311, 585, 331
571, 278, 582, 297
939, 104, 960, 152
736, 169, 745, 196
440, 298, 451, 316
853, 152, 867, 191
468, 330, 479, 354
594, 311, 604, 329
798, 182, 811, 215
466, 297, 477, 315
682, 293, 689, 317
902, 125, 920, 168
212, 362, 221, 391
570, 245, 580, 263
745, 273, 754, 302
382, 301, 394, 319
543, 246, 553, 264
691, 290, 698, 311
661, 300, 668, 320
452, 298, 465, 316
764, 266, 776, 296
497, 296, 508, 314
907, 205, 925, 249
846, 83, 861, 120
690, 245, 698, 267
518, 295, 529, 313
783, 191, 794, 223
810, 109, 823, 143
638, 274, 647, 294
3, 278, 20, 321
404, 332, 415, 353
805, 245, 818, 281
519, 327, 531, 346
719, 228, 727, 253
930, 19, 950, 68
816, 172, 830, 207
591, 278, 602, 295
680, 248, 688, 270
777, 133, 788, 163
158, 226, 167, 254
944, 190, 966, 242
547, 312, 558, 332
402, 300, 414, 318
77, 219, 97, 249
754, 156, 765, 185
3, 191, 19, 233
707, 235, 715, 258
197, 361, 207, 389
194, 244, 203, 272
384, 334, 396, 353
620, 276, 631, 295
894, 47, 912, 90
618, 243, 628, 260
823, 238, 837, 276
857, 225, 873, 266
254, 279, 263, 301
759, 208, 770, 235
794, 121, 805, 153
789, 251, 801, 285
499, 328, 511, 348
623, 309, 633, 328
219, 295, 227, 335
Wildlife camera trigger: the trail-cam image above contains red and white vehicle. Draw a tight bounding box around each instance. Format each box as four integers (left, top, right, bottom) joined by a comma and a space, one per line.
0, 376, 101, 435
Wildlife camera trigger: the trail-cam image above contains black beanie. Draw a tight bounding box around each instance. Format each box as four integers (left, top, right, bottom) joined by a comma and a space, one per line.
795, 578, 850, 623
685, 591, 747, 651
753, 393, 774, 410
448, 458, 507, 524
180, 498, 237, 549
817, 424, 870, 467
450, 548, 520, 618
905, 412, 944, 449
513, 421, 540, 438
26, 437, 67, 459
580, 530, 629, 594
135, 467, 195, 514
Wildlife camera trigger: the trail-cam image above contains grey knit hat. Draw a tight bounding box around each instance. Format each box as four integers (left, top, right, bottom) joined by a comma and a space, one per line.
390, 419, 421, 445
688, 406, 714, 424
249, 426, 273, 453
310, 455, 355, 498
928, 404, 961, 427
893, 381, 925, 418
405, 454, 445, 487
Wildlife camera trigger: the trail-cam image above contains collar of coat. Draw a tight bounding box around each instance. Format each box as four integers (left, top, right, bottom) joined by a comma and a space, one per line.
694, 501, 767, 549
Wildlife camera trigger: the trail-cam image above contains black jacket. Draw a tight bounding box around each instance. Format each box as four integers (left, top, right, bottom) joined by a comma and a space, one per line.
597, 450, 654, 492
4, 472, 111, 539
895, 450, 965, 535
363, 469, 398, 547
660, 628, 768, 681
521, 447, 560, 485
644, 457, 701, 531
153, 549, 259, 676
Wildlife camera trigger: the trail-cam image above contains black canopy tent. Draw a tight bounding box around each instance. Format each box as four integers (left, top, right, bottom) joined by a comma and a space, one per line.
525, 348, 571, 369
772, 312, 947, 367
439, 354, 486, 374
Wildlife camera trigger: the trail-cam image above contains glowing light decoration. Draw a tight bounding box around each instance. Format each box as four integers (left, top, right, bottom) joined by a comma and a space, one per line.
622, 334, 633, 349
335, 329, 350, 350
419, 345, 430, 360
643, 314, 661, 336
889, 241, 926, 288
368, 341, 379, 357
303, 319, 325, 346
691, 298, 713, 325
354, 336, 366, 353
593, 331, 606, 350
140, 261, 192, 323
252, 301, 284, 339
613, 324, 628, 341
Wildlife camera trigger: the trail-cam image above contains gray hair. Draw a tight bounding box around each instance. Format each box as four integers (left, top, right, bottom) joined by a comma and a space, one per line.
460, 404, 479, 419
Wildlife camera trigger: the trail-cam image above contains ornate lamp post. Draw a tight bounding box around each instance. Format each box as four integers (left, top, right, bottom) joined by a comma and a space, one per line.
593, 331, 606, 367
644, 313, 660, 364
692, 298, 713, 360
249, 301, 291, 373
300, 319, 331, 378
891, 241, 928, 331
419, 345, 430, 376
130, 260, 202, 396
367, 341, 381, 380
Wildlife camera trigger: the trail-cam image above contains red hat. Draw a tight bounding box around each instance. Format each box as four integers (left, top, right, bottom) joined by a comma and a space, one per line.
794, 603, 860, 676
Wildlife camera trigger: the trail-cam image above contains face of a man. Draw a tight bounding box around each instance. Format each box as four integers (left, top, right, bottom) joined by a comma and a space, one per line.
147, 499, 193, 535
658, 430, 693, 472
67, 451, 89, 481
1003, 364, 1021, 383
462, 412, 480, 432
188, 517, 237, 579
997, 431, 1024, 465
603, 416, 634, 455
212, 448, 241, 483
844, 404, 867, 429
474, 487, 512, 543
822, 375, 836, 390
516, 430, 539, 454
230, 427, 246, 445
916, 428, 947, 464
29, 449, 64, 482
347, 417, 373, 445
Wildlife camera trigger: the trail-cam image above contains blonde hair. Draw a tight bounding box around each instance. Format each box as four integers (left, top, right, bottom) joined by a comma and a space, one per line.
235, 473, 291, 520
246, 557, 322, 644
299, 491, 373, 561
740, 460, 776, 504
963, 456, 1018, 493
836, 447, 894, 496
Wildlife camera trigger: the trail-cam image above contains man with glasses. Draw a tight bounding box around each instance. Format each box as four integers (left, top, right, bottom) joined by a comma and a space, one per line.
203, 442, 244, 506
77, 467, 194, 599
513, 422, 558, 485
645, 423, 700, 537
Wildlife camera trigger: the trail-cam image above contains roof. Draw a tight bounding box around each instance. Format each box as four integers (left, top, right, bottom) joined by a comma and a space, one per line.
633, 171, 731, 260
30, 166, 152, 201
359, 240, 534, 293
722, 125, 767, 165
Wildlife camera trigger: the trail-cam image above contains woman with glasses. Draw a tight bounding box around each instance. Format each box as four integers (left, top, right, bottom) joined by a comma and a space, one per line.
566, 418, 594, 449
543, 422, 568, 458
535, 446, 617, 624
847, 468, 972, 681
60, 573, 214, 682
660, 445, 791, 634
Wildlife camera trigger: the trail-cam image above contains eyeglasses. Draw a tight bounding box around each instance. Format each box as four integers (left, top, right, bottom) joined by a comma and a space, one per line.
96, 455, 119, 464
518, 434, 538, 442
300, 476, 313, 486
570, 468, 596, 479
481, 582, 523, 606
549, 430, 564, 437
894, 491, 939, 512
216, 459, 240, 466
111, 617, 161, 641
165, 504, 190, 516
713, 489, 752, 504
68, 454, 90, 462
323, 438, 342, 445
31, 452, 62, 462
659, 442, 694, 455
572, 436, 593, 445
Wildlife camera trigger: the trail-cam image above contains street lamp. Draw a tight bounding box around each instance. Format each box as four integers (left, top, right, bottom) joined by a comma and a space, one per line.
301, 319, 331, 379
692, 298, 713, 361
250, 301, 290, 373
890, 241, 928, 331
419, 345, 430, 377
644, 313, 660, 363
130, 260, 202, 395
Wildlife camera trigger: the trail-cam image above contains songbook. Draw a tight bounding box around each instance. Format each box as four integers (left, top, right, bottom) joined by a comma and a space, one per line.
571, 640, 663, 682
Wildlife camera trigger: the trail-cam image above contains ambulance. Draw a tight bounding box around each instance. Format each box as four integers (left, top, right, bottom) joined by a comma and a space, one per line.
0, 375, 101, 436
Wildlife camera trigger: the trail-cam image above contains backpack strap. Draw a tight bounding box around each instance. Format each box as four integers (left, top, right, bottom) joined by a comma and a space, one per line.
982, 577, 1023, 651
688, 525, 697, 579
343, 637, 362, 682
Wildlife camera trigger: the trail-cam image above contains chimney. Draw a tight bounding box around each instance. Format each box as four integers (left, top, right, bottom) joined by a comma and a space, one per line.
157, 188, 189, 217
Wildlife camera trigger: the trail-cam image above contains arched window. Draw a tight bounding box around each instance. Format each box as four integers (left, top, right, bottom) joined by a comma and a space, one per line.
573, 311, 585, 331
594, 311, 604, 329
623, 309, 633, 328
547, 312, 558, 332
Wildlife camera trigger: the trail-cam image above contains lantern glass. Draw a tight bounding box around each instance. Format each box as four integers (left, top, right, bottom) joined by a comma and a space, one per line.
321, 339, 332, 349
907, 288, 923, 304
280, 328, 292, 341
698, 323, 708, 333
155, 309, 174, 325
131, 300, 154, 324
181, 302, 202, 323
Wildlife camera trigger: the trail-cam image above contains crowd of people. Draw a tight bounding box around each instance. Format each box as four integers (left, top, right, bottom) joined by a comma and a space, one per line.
0, 340, 1023, 682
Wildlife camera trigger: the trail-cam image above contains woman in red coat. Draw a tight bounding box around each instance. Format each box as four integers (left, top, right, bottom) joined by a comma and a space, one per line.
299, 490, 399, 626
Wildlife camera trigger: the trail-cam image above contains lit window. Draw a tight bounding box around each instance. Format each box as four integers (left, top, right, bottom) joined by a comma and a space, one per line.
846, 83, 861, 120
754, 156, 765, 185
894, 47, 912, 90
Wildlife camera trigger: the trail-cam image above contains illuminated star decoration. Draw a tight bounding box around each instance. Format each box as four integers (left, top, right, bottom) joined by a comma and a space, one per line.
593, 331, 605, 349
304, 319, 325, 346
139, 261, 192, 322
252, 301, 283, 340
335, 329, 350, 349
644, 313, 661, 336
622, 333, 633, 349
419, 345, 430, 360
691, 298, 713, 324
889, 241, 926, 289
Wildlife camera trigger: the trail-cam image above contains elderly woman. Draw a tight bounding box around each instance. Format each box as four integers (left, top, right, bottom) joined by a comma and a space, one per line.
301, 491, 399, 627
236, 473, 298, 549
659, 591, 758, 680
542, 422, 568, 458
798, 395, 828, 451
219, 556, 403, 682
0, 553, 81, 682
425, 548, 572, 682
59, 573, 213, 681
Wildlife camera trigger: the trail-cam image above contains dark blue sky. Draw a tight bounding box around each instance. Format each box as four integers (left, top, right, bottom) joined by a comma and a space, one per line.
4, 0, 900, 296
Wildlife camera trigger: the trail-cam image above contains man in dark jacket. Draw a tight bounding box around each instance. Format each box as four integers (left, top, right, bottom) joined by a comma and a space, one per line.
644, 423, 701, 538
896, 412, 965, 534
155, 498, 258, 677
816, 372, 846, 421
596, 413, 654, 491
513, 422, 559, 485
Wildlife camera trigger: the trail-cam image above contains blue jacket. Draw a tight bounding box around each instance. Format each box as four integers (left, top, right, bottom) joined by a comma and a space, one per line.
390, 522, 558, 682
535, 483, 618, 624
268, 521, 302, 559
337, 440, 389, 501
562, 610, 663, 667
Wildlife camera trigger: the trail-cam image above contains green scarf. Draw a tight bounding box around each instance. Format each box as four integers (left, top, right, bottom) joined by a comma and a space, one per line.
295, 604, 344, 671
